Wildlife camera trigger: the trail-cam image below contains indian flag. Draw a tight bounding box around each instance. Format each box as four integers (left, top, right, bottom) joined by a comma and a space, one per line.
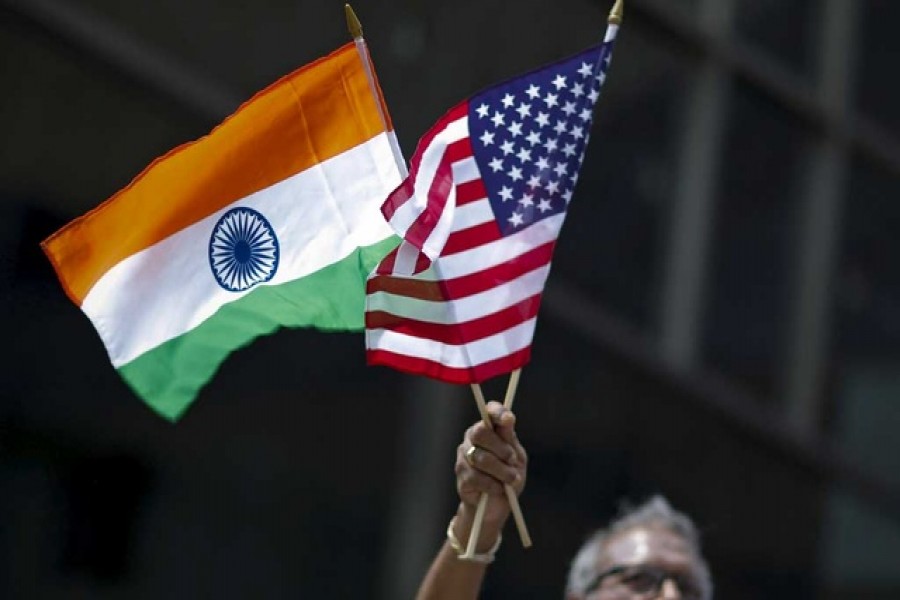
42, 44, 403, 421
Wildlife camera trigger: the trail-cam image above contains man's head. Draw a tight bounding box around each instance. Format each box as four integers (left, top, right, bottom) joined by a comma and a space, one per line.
565, 496, 712, 600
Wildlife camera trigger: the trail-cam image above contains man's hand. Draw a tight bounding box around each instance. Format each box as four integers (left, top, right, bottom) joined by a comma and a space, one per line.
452, 401, 527, 550
415, 401, 528, 600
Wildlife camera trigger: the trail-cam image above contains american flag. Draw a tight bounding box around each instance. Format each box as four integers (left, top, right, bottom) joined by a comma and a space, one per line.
366, 26, 619, 384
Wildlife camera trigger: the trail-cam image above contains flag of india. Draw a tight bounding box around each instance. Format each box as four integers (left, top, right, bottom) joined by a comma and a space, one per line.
42, 44, 402, 421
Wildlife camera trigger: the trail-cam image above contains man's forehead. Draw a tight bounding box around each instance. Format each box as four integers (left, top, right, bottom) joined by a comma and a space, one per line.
600, 525, 695, 569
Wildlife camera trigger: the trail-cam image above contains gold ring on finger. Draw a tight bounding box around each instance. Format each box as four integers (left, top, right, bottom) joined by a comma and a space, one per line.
465, 445, 479, 468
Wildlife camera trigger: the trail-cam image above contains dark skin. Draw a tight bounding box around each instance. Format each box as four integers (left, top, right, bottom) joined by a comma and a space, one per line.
416, 401, 526, 600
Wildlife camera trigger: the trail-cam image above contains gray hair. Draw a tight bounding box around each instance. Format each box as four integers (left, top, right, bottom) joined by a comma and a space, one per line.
565, 496, 713, 599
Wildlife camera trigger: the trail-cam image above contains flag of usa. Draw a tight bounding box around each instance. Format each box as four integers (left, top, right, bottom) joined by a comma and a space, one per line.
367, 26, 619, 384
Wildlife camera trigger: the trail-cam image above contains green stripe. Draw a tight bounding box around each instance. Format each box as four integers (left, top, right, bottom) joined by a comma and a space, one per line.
118, 236, 398, 421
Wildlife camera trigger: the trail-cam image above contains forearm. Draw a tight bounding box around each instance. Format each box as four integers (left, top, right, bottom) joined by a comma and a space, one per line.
415, 504, 507, 600
416, 540, 488, 600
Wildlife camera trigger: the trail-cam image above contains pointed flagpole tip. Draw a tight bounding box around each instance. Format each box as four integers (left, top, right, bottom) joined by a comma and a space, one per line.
608, 0, 624, 24
345, 4, 363, 39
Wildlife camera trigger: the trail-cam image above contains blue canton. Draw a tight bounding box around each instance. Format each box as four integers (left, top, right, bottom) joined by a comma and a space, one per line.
468, 42, 614, 237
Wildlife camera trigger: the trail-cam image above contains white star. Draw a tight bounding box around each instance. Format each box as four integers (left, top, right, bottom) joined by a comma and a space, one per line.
571, 82, 585, 98
571, 125, 585, 140
535, 112, 551, 127
500, 140, 515, 155
516, 102, 532, 119
537, 198, 553, 213
479, 131, 495, 146
546, 179, 560, 194
588, 88, 600, 103
525, 130, 542, 146
525, 84, 540, 99
579, 108, 593, 121
518, 193, 534, 207
508, 166, 523, 181
578, 61, 593, 77
543, 137, 558, 153
552, 74, 567, 90
563, 189, 574, 202
516, 147, 532, 162
492, 111, 506, 127
508, 121, 523, 137
476, 103, 490, 118
562, 101, 577, 116
554, 162, 568, 177
596, 71, 607, 85
543, 92, 558, 108
489, 157, 504, 172
526, 174, 542, 189
562, 142, 577, 157
508, 212, 525, 227
554, 120, 568, 135
502, 93, 515, 108
498, 186, 514, 201
535, 156, 550, 170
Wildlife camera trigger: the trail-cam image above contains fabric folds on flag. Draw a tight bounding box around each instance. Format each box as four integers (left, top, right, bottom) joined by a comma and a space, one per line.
43, 43, 402, 420
366, 25, 620, 383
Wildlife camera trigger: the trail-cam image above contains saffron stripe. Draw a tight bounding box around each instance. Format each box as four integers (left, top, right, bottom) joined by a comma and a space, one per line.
43, 43, 386, 305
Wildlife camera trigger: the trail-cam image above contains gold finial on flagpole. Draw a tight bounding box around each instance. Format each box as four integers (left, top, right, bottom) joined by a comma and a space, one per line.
345, 4, 363, 39
608, 0, 624, 25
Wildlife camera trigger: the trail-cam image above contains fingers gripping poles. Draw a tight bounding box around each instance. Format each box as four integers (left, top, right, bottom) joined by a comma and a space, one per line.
463, 369, 532, 560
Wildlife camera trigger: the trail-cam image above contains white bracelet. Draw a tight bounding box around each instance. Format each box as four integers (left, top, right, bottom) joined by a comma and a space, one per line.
447, 516, 502, 564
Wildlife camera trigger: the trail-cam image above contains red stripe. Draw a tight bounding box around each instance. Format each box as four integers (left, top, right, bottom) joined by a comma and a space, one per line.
366, 295, 541, 345
413, 251, 431, 273
381, 101, 468, 222
445, 137, 474, 163
443, 221, 502, 256
441, 241, 553, 299
403, 137, 473, 251
366, 241, 554, 300
375, 244, 432, 277
456, 179, 487, 206
375, 246, 398, 276
381, 178, 414, 223
366, 347, 532, 384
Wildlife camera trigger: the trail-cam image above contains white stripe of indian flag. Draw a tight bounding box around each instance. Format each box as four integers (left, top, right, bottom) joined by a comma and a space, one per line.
85, 132, 399, 368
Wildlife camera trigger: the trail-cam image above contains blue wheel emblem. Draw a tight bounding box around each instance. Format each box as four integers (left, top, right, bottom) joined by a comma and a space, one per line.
209, 207, 280, 292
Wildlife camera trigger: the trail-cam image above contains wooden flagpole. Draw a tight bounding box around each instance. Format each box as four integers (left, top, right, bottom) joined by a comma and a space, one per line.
345, 4, 408, 178
463, 368, 532, 558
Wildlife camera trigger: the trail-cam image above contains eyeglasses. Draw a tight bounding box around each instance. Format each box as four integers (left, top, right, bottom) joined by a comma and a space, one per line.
584, 565, 704, 599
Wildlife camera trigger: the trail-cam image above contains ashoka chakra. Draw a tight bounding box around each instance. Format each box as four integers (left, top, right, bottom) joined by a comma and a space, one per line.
209, 207, 280, 292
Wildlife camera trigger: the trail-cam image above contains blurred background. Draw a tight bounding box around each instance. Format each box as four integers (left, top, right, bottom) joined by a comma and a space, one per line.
2, 0, 899, 597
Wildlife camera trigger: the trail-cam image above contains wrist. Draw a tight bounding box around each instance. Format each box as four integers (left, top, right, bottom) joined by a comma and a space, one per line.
454, 503, 506, 553
447, 515, 502, 563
